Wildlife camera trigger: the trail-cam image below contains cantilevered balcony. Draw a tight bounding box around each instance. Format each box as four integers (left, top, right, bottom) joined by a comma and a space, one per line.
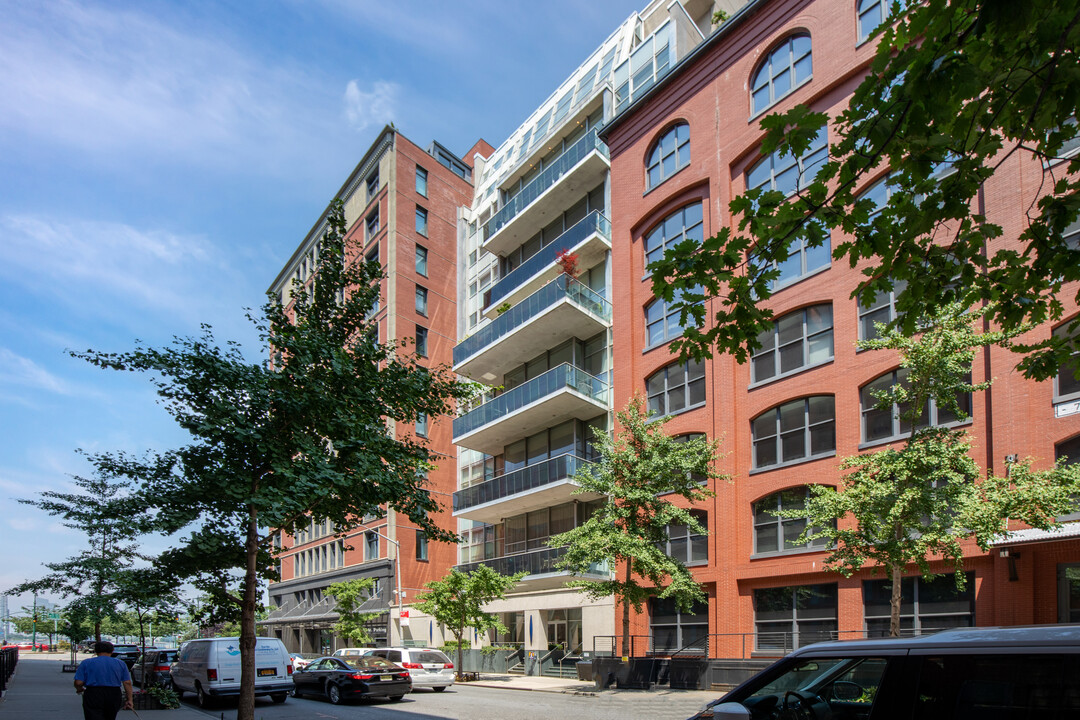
484, 211, 611, 319
452, 364, 607, 456
453, 276, 610, 383
453, 454, 603, 524
481, 130, 610, 258
456, 546, 609, 591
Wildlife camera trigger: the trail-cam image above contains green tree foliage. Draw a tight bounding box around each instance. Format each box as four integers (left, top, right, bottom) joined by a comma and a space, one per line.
326, 578, 380, 647
550, 397, 723, 656
413, 566, 525, 677
8, 466, 149, 642
10, 613, 35, 636
650, 0, 1080, 381
784, 306, 1080, 636
73, 199, 474, 720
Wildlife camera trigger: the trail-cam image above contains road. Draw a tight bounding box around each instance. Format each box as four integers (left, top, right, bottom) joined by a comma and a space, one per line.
179, 684, 713, 720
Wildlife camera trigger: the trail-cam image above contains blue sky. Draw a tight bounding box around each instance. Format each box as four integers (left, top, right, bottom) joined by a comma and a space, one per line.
0, 0, 646, 616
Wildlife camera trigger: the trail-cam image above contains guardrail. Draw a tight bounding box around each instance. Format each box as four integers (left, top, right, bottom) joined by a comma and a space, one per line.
0, 647, 18, 697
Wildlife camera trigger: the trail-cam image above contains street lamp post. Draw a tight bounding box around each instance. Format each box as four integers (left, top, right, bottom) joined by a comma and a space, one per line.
366, 529, 403, 645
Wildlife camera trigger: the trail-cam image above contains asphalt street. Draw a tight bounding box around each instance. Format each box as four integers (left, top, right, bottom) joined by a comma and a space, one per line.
176, 684, 712, 720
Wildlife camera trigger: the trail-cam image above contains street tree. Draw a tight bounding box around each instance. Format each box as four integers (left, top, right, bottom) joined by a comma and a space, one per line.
413, 566, 526, 677
326, 579, 380, 647
114, 567, 181, 682
8, 466, 149, 642
550, 397, 723, 656
784, 305, 1080, 636
650, 0, 1080, 382
74, 199, 474, 720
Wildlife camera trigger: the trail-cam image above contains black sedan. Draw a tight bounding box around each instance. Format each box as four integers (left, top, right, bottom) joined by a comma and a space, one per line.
110, 644, 142, 667
131, 649, 177, 688
291, 656, 411, 704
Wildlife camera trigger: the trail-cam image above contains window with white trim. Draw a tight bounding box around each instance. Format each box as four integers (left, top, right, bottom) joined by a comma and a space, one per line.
646, 360, 706, 418
646, 123, 690, 191
857, 0, 906, 44
1055, 320, 1080, 404
861, 368, 972, 444
751, 304, 833, 383
644, 203, 704, 267
365, 531, 379, 561
750, 34, 812, 116
753, 487, 830, 555
752, 396, 835, 470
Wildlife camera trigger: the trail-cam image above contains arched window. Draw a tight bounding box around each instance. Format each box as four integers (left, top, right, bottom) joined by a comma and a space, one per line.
751, 34, 813, 116
858, 277, 907, 341
646, 359, 706, 418
644, 203, 704, 267
1054, 319, 1080, 404
751, 304, 833, 384
646, 123, 690, 190
857, 0, 905, 44
751, 396, 835, 470
753, 487, 830, 555
860, 368, 972, 444
1056, 436, 1080, 522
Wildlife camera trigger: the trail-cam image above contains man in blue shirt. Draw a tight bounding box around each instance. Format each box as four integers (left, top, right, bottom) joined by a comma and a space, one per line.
74, 641, 134, 720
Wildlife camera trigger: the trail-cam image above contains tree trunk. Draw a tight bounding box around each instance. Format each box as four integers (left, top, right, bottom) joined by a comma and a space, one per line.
889, 564, 902, 638
621, 560, 632, 657
456, 627, 464, 681
237, 507, 259, 720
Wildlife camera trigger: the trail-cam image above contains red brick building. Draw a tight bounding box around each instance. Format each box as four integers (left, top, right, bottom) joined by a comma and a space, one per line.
600, 0, 1080, 658
263, 127, 482, 653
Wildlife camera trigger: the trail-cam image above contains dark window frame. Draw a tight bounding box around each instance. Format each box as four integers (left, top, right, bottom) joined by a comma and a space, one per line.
860, 368, 973, 446
646, 359, 706, 419
750, 304, 834, 385
751, 395, 836, 471
753, 486, 830, 556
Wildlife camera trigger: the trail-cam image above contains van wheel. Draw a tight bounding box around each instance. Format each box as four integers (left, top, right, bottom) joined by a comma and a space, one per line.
270, 692, 288, 704
326, 683, 343, 705
196, 684, 213, 709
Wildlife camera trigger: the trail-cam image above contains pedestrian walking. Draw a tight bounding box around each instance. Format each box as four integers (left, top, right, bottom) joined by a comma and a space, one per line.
73, 641, 134, 720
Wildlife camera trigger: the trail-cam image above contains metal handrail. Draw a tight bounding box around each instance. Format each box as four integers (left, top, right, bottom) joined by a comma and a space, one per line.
452, 454, 593, 512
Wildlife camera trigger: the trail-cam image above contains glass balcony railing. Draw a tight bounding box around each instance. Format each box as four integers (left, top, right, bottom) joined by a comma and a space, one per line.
487, 211, 611, 308
454, 276, 611, 366
453, 363, 607, 439
483, 130, 609, 241
456, 545, 607, 577
453, 454, 594, 513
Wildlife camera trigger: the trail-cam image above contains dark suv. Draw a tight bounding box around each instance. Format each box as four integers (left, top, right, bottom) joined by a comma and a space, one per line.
694, 625, 1080, 719
110, 644, 143, 667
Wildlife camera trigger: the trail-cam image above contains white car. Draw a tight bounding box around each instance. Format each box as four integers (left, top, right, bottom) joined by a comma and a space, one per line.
365, 647, 454, 691
289, 652, 312, 670
331, 647, 375, 661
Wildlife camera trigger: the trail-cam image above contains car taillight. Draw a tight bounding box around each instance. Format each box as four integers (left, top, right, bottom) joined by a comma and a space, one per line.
207, 669, 217, 681
154, 666, 170, 672
350, 673, 374, 680
397, 673, 409, 680
286, 664, 293, 675
401, 662, 422, 669
444, 662, 454, 669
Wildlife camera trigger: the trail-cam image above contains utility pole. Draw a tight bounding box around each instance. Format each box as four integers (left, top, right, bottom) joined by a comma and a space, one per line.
367, 529, 403, 646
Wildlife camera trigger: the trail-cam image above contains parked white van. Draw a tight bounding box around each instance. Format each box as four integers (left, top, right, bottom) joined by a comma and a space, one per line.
170, 636, 293, 708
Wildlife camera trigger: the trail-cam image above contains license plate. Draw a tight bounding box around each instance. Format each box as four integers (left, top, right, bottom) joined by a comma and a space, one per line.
380, 675, 392, 682
257, 668, 276, 677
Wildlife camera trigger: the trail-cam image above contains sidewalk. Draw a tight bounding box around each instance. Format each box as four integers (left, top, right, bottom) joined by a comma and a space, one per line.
465, 672, 718, 701
0, 654, 210, 719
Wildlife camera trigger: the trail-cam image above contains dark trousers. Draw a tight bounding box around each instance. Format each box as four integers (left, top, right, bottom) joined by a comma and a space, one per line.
82, 686, 123, 720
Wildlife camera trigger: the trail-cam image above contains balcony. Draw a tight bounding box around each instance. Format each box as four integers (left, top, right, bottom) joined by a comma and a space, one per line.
452, 363, 608, 456
484, 211, 611, 318
456, 546, 609, 591
453, 454, 603, 524
454, 276, 610, 383
481, 130, 610, 258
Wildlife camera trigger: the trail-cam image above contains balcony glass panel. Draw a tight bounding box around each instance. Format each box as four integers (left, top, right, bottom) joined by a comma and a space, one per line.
453, 454, 593, 512
488, 211, 611, 307
456, 545, 606, 577
453, 363, 608, 439
454, 276, 611, 365
483, 130, 609, 241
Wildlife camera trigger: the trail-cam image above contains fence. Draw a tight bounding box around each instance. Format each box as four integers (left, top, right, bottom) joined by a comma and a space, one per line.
0, 647, 18, 697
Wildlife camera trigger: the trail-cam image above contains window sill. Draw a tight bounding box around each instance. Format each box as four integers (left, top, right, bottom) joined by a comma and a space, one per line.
647, 401, 708, 423
749, 451, 836, 475
750, 545, 829, 561
643, 163, 692, 198
858, 419, 973, 450
748, 76, 814, 124
749, 357, 834, 390
769, 262, 831, 294
642, 335, 686, 355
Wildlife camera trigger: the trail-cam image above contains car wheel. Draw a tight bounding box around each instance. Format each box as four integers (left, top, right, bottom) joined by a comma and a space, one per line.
326, 683, 342, 705
433, 686, 447, 692
388, 694, 404, 702
196, 684, 213, 709
270, 692, 288, 704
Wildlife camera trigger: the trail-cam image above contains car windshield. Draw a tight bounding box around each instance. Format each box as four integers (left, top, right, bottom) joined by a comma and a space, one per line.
413, 651, 450, 664
730, 656, 890, 718
348, 657, 397, 670
114, 646, 138, 651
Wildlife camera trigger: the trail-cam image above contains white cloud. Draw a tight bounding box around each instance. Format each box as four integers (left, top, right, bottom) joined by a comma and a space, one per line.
343, 80, 399, 133
0, 348, 70, 396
